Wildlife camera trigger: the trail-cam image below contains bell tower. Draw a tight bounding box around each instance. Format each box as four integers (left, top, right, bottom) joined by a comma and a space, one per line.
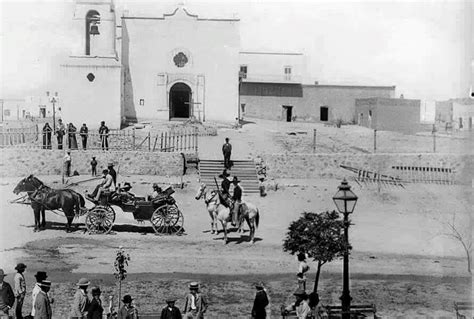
70, 0, 117, 57
59, 0, 121, 129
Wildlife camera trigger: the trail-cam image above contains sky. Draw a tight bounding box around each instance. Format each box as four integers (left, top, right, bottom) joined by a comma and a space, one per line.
0, 0, 471, 101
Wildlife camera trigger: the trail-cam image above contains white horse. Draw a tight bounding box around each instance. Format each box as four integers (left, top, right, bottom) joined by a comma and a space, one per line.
195, 183, 260, 244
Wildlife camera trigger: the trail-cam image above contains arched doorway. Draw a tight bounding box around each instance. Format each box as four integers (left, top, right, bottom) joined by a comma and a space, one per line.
169, 82, 192, 119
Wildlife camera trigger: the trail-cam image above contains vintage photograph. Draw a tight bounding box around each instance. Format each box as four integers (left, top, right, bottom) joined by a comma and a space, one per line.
0, 0, 472, 318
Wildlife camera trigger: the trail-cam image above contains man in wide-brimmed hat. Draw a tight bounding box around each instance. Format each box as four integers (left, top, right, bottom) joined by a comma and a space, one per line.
118, 295, 138, 319
107, 162, 117, 185
0, 268, 15, 317
34, 280, 52, 319
218, 169, 232, 208
70, 278, 90, 318
251, 282, 269, 319
14, 262, 27, 319
160, 296, 182, 319
87, 287, 103, 319
31, 271, 49, 317
183, 282, 208, 319
231, 176, 243, 226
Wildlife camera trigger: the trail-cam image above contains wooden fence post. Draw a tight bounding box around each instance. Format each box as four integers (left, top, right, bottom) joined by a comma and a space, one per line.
373, 129, 377, 153
313, 129, 316, 153
148, 132, 151, 151
132, 128, 136, 150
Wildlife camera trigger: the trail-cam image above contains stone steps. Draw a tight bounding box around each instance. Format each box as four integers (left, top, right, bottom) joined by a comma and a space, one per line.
199, 159, 259, 194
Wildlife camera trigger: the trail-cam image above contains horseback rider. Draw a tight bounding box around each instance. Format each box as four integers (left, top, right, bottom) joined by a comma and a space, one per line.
218, 169, 232, 208
231, 176, 243, 227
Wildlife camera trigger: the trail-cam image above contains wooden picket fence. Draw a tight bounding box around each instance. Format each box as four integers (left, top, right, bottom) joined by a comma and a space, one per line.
0, 126, 198, 154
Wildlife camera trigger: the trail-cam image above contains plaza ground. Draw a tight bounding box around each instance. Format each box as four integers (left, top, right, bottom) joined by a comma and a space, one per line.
0, 118, 472, 318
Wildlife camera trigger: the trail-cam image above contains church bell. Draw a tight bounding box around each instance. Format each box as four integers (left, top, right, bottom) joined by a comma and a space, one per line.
89, 24, 100, 35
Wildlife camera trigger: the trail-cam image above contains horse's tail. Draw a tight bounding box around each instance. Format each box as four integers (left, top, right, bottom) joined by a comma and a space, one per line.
255, 208, 260, 229
73, 192, 86, 217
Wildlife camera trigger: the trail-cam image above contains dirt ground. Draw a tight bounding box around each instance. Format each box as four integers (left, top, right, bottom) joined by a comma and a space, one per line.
0, 119, 472, 318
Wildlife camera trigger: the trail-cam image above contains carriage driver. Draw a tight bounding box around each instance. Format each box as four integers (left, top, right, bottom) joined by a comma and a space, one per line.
94, 169, 115, 201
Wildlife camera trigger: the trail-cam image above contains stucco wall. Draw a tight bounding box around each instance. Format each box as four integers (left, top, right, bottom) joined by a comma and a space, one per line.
356, 98, 421, 134
122, 8, 239, 123
264, 153, 472, 185
0, 149, 183, 177
240, 95, 303, 121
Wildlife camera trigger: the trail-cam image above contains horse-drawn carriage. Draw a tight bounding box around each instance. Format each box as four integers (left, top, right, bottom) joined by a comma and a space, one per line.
12, 175, 184, 235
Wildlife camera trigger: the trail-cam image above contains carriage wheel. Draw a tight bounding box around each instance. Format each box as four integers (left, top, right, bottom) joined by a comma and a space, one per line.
85, 206, 115, 234
150, 204, 184, 235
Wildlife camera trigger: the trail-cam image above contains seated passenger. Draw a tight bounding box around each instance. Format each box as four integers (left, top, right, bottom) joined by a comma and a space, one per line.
95, 169, 115, 201
88, 169, 108, 200
148, 183, 163, 201
283, 289, 311, 319
114, 182, 135, 204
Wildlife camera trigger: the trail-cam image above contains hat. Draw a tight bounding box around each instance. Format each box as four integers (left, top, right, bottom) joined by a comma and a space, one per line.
0, 269, 6, 277
189, 282, 199, 290
39, 280, 51, 288
225, 137, 229, 141
123, 182, 132, 190
293, 288, 308, 298
107, 162, 114, 167
91, 287, 101, 296
102, 169, 109, 174
218, 170, 230, 178
153, 183, 159, 188
122, 295, 133, 303
76, 278, 90, 286
232, 176, 241, 184
92, 156, 96, 159
34, 271, 48, 280
165, 297, 177, 303
255, 282, 265, 289
101, 121, 105, 124
15, 263, 27, 271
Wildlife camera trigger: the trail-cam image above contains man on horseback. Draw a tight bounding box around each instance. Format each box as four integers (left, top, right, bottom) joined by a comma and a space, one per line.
231, 176, 243, 227
218, 170, 232, 208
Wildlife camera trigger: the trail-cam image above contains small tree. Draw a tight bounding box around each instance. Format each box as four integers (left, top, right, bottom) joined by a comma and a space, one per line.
283, 211, 347, 294
114, 246, 131, 309
445, 213, 472, 273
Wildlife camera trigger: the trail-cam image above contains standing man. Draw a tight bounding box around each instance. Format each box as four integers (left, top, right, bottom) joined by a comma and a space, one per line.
90, 157, 98, 176
64, 151, 72, 177
117, 295, 138, 319
34, 280, 52, 319
183, 282, 208, 319
70, 278, 90, 319
68, 123, 78, 150
231, 176, 243, 227
79, 123, 89, 150
14, 263, 27, 319
160, 297, 182, 319
0, 269, 14, 318
99, 121, 109, 151
31, 271, 48, 318
56, 119, 66, 150
222, 137, 232, 169
251, 282, 269, 319
107, 162, 117, 186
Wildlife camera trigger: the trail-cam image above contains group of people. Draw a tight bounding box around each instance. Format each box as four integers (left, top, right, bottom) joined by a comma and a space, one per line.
42, 120, 110, 151
218, 168, 243, 227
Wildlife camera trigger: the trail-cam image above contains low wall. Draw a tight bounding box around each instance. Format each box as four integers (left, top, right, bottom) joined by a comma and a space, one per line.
0, 149, 183, 177
264, 153, 473, 185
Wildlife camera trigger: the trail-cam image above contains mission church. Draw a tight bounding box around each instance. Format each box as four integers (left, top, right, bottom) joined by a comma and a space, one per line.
60, 0, 396, 129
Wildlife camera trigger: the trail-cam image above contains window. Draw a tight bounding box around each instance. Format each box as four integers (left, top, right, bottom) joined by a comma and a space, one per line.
284, 66, 292, 80
240, 103, 246, 114
240, 65, 247, 79
320, 106, 328, 121
139, 99, 145, 106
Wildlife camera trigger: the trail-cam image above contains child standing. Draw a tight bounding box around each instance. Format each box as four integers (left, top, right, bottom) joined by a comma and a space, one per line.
297, 252, 310, 292
91, 157, 98, 176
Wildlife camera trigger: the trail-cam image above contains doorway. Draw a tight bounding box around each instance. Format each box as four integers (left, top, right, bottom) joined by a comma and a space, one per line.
282, 105, 293, 122
39, 107, 46, 118
169, 82, 191, 119
320, 106, 328, 121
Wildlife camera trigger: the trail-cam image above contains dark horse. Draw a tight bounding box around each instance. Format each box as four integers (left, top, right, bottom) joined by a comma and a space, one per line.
13, 175, 86, 232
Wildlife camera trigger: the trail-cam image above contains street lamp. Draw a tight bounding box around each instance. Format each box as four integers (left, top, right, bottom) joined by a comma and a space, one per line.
332, 178, 358, 319
46, 91, 59, 133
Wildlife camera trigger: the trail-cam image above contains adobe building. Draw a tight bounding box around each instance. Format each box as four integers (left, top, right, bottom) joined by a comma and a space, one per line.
435, 98, 474, 131
355, 97, 421, 134
58, 0, 397, 129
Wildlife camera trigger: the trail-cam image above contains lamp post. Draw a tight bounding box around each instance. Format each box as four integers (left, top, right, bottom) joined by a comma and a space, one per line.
47, 91, 58, 133
332, 178, 358, 319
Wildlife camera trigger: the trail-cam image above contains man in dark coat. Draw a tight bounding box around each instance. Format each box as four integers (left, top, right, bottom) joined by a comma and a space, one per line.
56, 119, 66, 150
80, 123, 89, 150
87, 287, 103, 319
218, 169, 231, 208
34, 280, 52, 319
251, 282, 269, 319
160, 297, 182, 319
107, 163, 117, 186
231, 176, 243, 226
222, 137, 232, 169
99, 121, 109, 151
0, 269, 15, 317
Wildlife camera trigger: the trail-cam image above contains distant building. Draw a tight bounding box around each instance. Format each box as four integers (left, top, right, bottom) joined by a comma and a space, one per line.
0, 98, 28, 121
435, 98, 474, 131
355, 97, 421, 134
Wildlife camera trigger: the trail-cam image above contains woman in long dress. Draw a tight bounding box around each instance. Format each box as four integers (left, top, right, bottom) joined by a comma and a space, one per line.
68, 123, 78, 150
42, 123, 52, 149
